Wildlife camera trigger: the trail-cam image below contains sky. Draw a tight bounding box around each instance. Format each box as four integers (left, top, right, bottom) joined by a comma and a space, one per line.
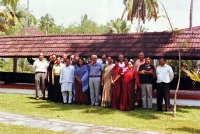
19, 0, 200, 32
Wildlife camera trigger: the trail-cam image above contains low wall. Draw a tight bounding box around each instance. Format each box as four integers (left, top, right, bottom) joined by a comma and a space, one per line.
0, 72, 200, 90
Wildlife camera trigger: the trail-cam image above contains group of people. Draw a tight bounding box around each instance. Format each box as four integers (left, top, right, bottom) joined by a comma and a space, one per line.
32, 52, 174, 112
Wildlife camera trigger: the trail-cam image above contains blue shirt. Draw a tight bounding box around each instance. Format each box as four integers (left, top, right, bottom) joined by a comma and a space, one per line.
89, 63, 102, 76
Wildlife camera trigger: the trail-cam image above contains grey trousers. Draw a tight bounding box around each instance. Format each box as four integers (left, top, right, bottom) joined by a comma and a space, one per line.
141, 84, 152, 109
35, 72, 46, 99
89, 77, 101, 106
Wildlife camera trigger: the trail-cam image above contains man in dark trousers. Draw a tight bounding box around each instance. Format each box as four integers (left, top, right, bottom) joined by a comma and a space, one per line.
156, 56, 174, 112
52, 57, 64, 103
47, 54, 57, 101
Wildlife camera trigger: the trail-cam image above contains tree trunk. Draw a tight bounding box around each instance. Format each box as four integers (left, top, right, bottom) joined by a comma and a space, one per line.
25, 0, 29, 35
189, 0, 193, 31
121, 3, 127, 20
137, 6, 141, 32
46, 23, 48, 35
173, 40, 181, 117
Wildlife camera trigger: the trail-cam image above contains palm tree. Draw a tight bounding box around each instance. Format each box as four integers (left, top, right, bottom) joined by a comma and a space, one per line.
1, 0, 20, 9
108, 19, 131, 33
38, 14, 55, 35
189, 0, 193, 31
123, 0, 159, 32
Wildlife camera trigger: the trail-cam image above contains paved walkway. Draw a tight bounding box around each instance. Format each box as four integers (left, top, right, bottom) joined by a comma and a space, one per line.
0, 112, 163, 134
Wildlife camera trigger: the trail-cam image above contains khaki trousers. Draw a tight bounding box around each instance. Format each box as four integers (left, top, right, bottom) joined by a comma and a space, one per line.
35, 72, 46, 99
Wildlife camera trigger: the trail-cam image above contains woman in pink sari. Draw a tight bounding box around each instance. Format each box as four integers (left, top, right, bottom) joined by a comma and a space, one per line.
120, 61, 140, 111
111, 59, 122, 109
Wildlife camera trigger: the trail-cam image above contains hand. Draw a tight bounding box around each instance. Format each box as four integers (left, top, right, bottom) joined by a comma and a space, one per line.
52, 82, 54, 85
134, 86, 137, 90
121, 73, 124, 75
78, 80, 82, 84
111, 80, 115, 85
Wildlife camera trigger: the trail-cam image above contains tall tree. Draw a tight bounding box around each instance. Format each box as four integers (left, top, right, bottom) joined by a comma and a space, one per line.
38, 14, 55, 35
108, 19, 131, 33
123, 0, 159, 32
189, 0, 193, 31
0, 0, 20, 9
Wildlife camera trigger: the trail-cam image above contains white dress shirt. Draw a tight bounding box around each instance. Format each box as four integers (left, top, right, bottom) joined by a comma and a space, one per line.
156, 64, 174, 83
33, 59, 48, 73
119, 62, 125, 67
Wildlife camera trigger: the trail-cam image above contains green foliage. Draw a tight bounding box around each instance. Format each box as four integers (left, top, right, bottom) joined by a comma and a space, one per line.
64, 14, 110, 34
167, 60, 199, 77
0, 58, 13, 72
125, 0, 159, 23
17, 58, 34, 73
107, 19, 131, 33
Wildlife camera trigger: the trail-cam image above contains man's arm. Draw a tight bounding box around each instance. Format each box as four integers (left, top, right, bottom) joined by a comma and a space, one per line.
169, 66, 174, 82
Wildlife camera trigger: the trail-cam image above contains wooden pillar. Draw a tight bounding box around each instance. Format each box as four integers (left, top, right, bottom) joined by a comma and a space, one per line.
13, 58, 17, 72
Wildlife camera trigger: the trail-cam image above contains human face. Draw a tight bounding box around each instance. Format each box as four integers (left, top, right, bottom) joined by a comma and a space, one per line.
57, 57, 61, 64
107, 57, 112, 64
102, 55, 107, 63
128, 62, 133, 69
65, 59, 70, 66
138, 52, 144, 61
124, 58, 129, 66
159, 58, 165, 66
48, 56, 52, 62
39, 53, 44, 61
114, 60, 119, 66
145, 57, 150, 65
70, 55, 75, 61
78, 59, 84, 66
91, 56, 97, 63
74, 56, 79, 62
119, 54, 124, 62
87, 58, 92, 64
52, 55, 56, 61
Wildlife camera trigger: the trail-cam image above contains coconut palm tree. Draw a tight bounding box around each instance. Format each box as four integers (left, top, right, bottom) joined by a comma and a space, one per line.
38, 14, 55, 35
123, 0, 159, 32
108, 19, 131, 33
0, 0, 20, 9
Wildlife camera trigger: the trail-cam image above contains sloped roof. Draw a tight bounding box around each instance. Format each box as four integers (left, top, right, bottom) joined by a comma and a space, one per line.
0, 31, 200, 59
181, 26, 200, 31
18, 27, 45, 36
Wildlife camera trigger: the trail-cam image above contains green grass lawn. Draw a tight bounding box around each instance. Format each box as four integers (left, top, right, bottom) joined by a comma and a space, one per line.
0, 123, 68, 134
0, 93, 199, 134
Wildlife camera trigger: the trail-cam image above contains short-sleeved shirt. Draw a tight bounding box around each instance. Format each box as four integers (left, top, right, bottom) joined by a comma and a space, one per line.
89, 63, 102, 76
139, 64, 154, 84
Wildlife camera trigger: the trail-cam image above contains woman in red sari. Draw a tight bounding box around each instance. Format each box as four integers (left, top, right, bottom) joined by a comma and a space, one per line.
120, 61, 140, 111
111, 59, 122, 109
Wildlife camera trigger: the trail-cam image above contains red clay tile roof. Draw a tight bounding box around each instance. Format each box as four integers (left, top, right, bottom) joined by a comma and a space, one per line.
181, 26, 200, 31
0, 31, 200, 59
18, 27, 45, 36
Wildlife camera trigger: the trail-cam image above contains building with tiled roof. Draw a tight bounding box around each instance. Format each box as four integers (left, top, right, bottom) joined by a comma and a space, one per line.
0, 31, 200, 59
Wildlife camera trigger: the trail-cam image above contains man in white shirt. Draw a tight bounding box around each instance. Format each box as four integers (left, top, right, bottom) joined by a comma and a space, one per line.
156, 56, 174, 112
60, 58, 75, 104
33, 53, 48, 100
118, 54, 125, 67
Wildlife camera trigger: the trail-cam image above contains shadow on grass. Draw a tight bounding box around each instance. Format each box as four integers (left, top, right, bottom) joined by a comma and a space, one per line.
25, 96, 200, 120
169, 127, 200, 134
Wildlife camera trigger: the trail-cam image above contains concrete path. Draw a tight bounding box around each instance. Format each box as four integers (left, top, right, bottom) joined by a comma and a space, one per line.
0, 112, 163, 134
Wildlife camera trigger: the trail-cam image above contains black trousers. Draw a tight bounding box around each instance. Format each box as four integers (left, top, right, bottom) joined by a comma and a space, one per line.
156, 83, 170, 111
48, 77, 54, 101
54, 76, 62, 103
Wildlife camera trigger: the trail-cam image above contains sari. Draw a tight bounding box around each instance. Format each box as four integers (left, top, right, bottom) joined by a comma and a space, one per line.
111, 65, 122, 109
74, 65, 89, 103
120, 69, 140, 111
101, 64, 114, 107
